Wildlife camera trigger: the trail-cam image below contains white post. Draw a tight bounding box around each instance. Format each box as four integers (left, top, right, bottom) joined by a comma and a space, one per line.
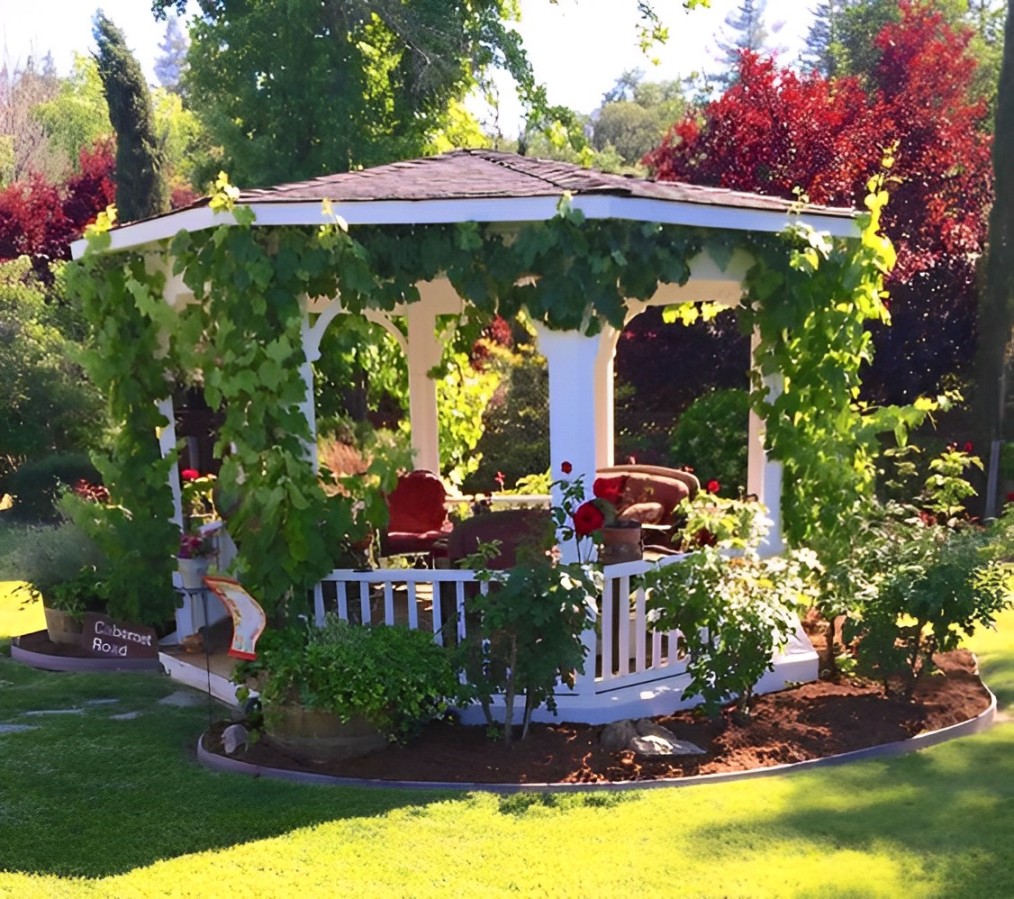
596, 326, 620, 466
157, 396, 184, 528
405, 302, 442, 474
534, 325, 608, 564
747, 330, 784, 556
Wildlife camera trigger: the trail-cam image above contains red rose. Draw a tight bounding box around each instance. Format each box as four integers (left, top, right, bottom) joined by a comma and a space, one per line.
561, 461, 573, 474
573, 500, 606, 537
181, 468, 200, 481
1006, 492, 1014, 504
706, 479, 721, 494
963, 442, 974, 453
694, 527, 717, 547
592, 476, 624, 505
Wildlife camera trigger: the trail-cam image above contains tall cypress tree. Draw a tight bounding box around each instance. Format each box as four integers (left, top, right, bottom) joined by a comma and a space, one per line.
93, 12, 169, 222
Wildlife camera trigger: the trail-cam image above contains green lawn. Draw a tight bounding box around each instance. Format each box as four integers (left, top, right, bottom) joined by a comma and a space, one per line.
3, 596, 1014, 896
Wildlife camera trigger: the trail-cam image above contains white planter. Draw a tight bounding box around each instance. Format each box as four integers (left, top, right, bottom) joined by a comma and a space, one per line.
177, 557, 210, 590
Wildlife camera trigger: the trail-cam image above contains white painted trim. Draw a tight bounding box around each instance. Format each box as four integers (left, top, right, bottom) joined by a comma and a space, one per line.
71, 196, 857, 258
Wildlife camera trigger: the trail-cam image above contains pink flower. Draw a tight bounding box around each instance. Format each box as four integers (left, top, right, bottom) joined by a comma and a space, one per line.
573, 501, 606, 537
561, 461, 573, 474
181, 468, 200, 481
495, 471, 506, 490
706, 479, 721, 494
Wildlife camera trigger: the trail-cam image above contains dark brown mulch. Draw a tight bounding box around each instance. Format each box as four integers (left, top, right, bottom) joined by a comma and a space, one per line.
202, 649, 990, 786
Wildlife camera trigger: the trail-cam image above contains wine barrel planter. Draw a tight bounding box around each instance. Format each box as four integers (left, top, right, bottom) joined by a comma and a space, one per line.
599, 523, 642, 565
263, 703, 388, 763
44, 607, 84, 646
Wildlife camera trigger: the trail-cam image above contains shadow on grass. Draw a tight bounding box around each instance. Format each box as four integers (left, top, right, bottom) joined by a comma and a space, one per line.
0, 648, 467, 878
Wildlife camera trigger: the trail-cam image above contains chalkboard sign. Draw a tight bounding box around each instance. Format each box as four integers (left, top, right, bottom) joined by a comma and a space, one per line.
82, 613, 159, 660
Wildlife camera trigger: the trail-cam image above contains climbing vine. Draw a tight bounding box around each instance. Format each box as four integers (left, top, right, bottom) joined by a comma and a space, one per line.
70, 174, 914, 619
740, 166, 934, 568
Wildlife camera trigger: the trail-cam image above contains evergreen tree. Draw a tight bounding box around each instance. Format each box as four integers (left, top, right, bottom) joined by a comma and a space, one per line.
93, 12, 169, 222
802, 0, 848, 77
154, 15, 188, 94
714, 0, 782, 78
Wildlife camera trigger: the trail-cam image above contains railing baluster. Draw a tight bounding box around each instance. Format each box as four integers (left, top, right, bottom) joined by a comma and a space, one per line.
359, 582, 371, 624
407, 581, 419, 629
383, 582, 394, 625
337, 582, 348, 621
634, 582, 646, 672
312, 582, 325, 626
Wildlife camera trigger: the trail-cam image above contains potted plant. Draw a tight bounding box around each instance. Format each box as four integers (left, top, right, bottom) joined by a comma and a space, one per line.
177, 468, 219, 589
234, 615, 464, 762
40, 564, 111, 645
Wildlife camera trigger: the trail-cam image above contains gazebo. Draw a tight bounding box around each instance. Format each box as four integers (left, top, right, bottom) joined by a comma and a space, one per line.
71, 150, 858, 723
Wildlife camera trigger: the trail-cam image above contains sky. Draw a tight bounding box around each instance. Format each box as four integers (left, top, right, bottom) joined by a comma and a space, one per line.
1, 1, 813, 132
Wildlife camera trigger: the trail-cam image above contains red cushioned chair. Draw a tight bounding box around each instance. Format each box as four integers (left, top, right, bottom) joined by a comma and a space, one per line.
379, 470, 452, 563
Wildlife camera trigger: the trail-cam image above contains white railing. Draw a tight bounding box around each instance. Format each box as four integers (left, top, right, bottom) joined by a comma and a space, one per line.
315, 553, 690, 694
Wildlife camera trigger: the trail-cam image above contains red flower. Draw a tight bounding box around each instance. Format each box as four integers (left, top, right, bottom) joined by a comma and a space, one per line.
694, 527, 717, 547
1006, 492, 1014, 504
561, 461, 573, 474
181, 468, 200, 481
706, 479, 721, 494
963, 441, 974, 453
573, 501, 606, 537
592, 476, 624, 505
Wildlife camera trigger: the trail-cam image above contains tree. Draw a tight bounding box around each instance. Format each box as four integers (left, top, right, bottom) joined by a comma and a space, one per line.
154, 15, 188, 94
0, 58, 63, 184
0, 141, 116, 281
713, 0, 783, 78
150, 0, 538, 187
0, 256, 103, 467
801, 0, 848, 77
978, 0, 1014, 516
32, 55, 112, 171
591, 72, 687, 167
645, 2, 993, 404
93, 12, 169, 222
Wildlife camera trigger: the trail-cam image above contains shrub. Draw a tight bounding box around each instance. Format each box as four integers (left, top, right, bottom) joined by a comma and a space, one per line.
236, 616, 464, 743
843, 505, 1014, 697
668, 388, 749, 498
3, 454, 101, 523
645, 544, 821, 718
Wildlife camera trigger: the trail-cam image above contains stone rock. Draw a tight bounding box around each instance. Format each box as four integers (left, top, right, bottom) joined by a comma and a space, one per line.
630, 733, 706, 758
599, 719, 638, 752
223, 723, 248, 755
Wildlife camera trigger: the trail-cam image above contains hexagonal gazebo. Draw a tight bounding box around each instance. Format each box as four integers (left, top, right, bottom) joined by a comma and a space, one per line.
73, 150, 857, 723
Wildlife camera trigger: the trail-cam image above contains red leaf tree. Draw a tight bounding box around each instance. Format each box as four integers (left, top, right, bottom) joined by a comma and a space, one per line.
644, 1, 992, 403
0, 140, 116, 281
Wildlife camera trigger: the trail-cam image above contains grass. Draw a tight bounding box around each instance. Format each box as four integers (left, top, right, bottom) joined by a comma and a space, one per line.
4, 598, 1014, 895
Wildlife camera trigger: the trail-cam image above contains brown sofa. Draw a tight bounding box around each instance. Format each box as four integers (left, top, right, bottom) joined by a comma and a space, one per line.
595, 464, 700, 528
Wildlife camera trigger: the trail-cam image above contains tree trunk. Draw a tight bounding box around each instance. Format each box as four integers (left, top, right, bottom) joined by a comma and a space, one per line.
977, 0, 1014, 517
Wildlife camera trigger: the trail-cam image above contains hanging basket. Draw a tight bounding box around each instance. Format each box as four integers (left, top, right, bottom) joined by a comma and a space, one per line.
177, 556, 211, 590
599, 523, 643, 565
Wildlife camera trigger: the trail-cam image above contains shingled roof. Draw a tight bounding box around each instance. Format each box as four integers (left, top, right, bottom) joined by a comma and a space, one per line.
74, 149, 858, 257
230, 149, 854, 217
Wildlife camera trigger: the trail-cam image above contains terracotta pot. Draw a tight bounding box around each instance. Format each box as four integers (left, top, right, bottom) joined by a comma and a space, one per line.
263, 703, 388, 763
44, 607, 83, 646
599, 523, 642, 565
177, 556, 210, 590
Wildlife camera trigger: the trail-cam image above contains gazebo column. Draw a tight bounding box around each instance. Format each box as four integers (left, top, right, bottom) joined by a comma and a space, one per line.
747, 331, 785, 555
157, 395, 184, 528
595, 326, 620, 466
299, 300, 343, 473
535, 325, 609, 564
405, 301, 442, 474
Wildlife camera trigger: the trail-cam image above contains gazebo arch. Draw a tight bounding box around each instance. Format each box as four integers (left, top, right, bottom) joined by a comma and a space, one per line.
71, 150, 859, 721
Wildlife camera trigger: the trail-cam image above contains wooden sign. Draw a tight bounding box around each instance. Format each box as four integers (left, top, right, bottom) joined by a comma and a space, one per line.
82, 613, 159, 660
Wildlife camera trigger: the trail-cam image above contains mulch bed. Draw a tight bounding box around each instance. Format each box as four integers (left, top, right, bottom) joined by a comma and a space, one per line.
202, 649, 990, 785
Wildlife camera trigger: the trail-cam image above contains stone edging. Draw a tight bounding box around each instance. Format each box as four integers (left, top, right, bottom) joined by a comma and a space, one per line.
196, 686, 998, 794
10, 639, 163, 673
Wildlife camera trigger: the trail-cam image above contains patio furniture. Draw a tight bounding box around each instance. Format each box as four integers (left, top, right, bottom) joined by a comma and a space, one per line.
596, 464, 700, 546
379, 470, 453, 563
447, 508, 554, 570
